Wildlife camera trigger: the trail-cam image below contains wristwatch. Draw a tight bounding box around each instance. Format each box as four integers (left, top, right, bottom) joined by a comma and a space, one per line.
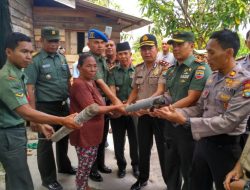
244, 181, 250, 190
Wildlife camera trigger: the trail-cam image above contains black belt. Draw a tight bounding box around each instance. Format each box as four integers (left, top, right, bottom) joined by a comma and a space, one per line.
204, 134, 240, 145
0, 123, 24, 130
37, 100, 67, 106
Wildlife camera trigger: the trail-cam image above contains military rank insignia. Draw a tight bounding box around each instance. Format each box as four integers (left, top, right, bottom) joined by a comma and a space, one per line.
89, 32, 95, 39
8, 75, 16, 80
243, 80, 250, 98
142, 35, 148, 41
229, 70, 236, 77
15, 93, 24, 97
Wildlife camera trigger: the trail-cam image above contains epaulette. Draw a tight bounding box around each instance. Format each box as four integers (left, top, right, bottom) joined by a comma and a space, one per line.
32, 51, 39, 57
236, 55, 246, 61
108, 64, 117, 71
134, 62, 144, 68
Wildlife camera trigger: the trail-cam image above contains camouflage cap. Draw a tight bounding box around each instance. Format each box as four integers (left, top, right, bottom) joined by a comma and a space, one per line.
167, 31, 195, 44
41, 26, 60, 41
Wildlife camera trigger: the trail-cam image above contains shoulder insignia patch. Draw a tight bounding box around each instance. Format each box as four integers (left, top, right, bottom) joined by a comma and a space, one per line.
32, 51, 39, 57
195, 69, 205, 79
243, 80, 250, 98
197, 66, 206, 70
108, 64, 116, 71
15, 93, 24, 97
135, 62, 144, 67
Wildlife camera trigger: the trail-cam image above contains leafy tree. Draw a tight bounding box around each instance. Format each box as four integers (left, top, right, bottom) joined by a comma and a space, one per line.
138, 0, 250, 49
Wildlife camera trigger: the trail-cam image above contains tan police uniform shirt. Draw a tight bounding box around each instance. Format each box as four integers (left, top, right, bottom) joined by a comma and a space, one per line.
178, 64, 250, 140
131, 62, 166, 100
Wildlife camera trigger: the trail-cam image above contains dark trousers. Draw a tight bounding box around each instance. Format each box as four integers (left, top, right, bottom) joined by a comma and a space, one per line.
110, 115, 139, 170
137, 115, 167, 185
36, 102, 72, 185
190, 135, 242, 190
164, 122, 196, 190
91, 115, 109, 172
0, 126, 34, 190
240, 117, 250, 149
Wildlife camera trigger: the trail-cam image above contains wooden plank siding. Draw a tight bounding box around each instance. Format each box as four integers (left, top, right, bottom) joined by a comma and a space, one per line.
8, 0, 34, 39
8, 1, 124, 67
32, 6, 121, 55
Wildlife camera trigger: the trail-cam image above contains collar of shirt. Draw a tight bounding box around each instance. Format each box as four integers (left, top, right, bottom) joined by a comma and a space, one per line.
5, 60, 27, 81
89, 51, 105, 61
117, 63, 134, 72
242, 54, 250, 65
142, 61, 158, 70
40, 49, 59, 59
176, 55, 195, 68
225, 64, 241, 79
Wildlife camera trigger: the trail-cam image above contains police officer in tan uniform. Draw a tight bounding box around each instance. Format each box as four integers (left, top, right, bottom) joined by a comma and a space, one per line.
127, 34, 168, 190
154, 29, 250, 190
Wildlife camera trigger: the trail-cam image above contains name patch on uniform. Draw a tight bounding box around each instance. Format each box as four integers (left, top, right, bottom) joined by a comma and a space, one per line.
180, 74, 189, 79
42, 64, 50, 68
195, 69, 205, 79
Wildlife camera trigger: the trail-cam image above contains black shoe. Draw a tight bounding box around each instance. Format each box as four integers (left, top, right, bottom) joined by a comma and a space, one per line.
43, 181, 63, 190
130, 180, 147, 190
98, 165, 112, 173
58, 166, 77, 175
132, 166, 139, 178
89, 171, 103, 182
117, 169, 126, 178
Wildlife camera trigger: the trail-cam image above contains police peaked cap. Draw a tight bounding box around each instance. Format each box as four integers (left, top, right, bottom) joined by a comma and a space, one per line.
139, 34, 158, 47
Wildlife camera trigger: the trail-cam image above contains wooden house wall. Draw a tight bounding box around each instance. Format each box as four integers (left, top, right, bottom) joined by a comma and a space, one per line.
32, 6, 121, 58
8, 0, 34, 39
